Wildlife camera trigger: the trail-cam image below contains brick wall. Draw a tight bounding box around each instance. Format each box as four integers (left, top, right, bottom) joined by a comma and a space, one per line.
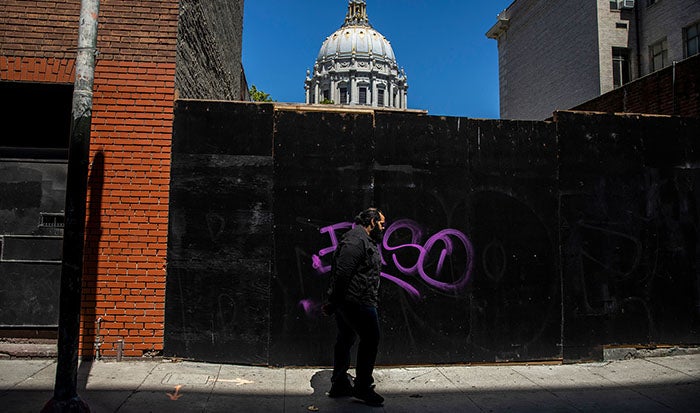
0, 0, 178, 357
573, 54, 700, 118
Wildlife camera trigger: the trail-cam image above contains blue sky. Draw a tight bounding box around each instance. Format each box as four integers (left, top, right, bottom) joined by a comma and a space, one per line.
242, 0, 514, 119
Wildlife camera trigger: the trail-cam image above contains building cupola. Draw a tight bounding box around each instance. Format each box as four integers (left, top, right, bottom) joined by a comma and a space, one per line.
304, 0, 408, 109
344, 0, 370, 27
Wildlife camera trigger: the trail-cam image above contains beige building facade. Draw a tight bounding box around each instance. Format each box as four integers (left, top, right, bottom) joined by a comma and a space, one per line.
487, 0, 700, 120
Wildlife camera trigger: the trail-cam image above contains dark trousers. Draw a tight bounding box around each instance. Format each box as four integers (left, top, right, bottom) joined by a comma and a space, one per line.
331, 302, 380, 390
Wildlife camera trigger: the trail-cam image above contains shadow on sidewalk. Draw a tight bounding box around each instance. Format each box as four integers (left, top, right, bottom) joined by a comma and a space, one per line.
3, 379, 700, 413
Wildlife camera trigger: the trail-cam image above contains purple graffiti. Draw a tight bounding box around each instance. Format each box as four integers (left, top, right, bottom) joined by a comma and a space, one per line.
311, 222, 353, 273
383, 219, 474, 294
380, 272, 422, 299
311, 219, 474, 299
299, 298, 321, 317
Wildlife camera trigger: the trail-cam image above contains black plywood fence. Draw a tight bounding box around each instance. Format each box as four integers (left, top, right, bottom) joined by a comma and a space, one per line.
165, 101, 700, 365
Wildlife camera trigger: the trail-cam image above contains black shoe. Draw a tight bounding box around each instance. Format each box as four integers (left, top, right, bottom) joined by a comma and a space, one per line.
328, 380, 354, 398
353, 385, 384, 406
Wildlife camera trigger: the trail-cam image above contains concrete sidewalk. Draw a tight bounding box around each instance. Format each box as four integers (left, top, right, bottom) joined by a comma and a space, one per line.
1, 354, 699, 412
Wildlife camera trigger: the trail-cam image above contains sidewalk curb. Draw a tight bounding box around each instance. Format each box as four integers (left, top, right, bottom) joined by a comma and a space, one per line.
3, 342, 700, 364
0, 342, 57, 358
604, 346, 700, 361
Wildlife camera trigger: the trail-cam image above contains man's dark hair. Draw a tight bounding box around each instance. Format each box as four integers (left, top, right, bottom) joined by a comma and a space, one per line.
354, 208, 383, 227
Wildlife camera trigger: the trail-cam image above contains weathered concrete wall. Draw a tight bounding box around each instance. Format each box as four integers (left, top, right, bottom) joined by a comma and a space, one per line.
176, 0, 245, 100
165, 101, 700, 365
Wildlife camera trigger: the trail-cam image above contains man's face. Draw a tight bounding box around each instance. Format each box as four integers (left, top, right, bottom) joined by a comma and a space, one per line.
376, 213, 386, 231
369, 213, 386, 243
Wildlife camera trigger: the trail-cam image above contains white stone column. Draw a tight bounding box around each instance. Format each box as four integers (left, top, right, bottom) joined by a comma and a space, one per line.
350, 74, 356, 105
388, 82, 393, 108
372, 80, 378, 107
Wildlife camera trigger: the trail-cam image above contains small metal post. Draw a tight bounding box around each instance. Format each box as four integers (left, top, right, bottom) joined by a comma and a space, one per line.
94, 317, 103, 360
116, 339, 124, 362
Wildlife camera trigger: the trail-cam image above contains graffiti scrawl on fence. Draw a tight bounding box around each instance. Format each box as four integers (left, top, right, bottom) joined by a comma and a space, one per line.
300, 219, 474, 316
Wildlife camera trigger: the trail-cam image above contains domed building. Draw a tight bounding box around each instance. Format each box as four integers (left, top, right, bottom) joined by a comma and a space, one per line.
305, 0, 408, 108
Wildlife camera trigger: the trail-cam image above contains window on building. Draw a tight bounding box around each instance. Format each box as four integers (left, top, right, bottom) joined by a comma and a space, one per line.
613, 0, 638, 9
377, 89, 385, 106
339, 87, 348, 104
359, 87, 367, 104
685, 21, 700, 58
323, 89, 330, 101
612, 48, 631, 88
649, 38, 668, 72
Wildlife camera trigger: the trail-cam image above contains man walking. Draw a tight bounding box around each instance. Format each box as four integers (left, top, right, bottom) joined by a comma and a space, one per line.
324, 208, 386, 406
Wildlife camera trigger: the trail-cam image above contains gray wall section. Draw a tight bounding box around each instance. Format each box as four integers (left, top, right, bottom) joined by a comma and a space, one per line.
0, 160, 66, 327
176, 0, 245, 101
497, 0, 601, 120
165, 101, 700, 365
637, 0, 700, 75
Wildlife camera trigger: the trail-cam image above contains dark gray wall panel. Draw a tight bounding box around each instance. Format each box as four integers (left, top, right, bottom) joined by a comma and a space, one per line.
0, 160, 66, 327
0, 262, 60, 326
558, 112, 700, 361
165, 101, 273, 363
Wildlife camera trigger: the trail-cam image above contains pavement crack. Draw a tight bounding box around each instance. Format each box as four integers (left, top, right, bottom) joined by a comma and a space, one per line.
509, 367, 584, 412
282, 368, 287, 413
435, 367, 486, 412
407, 368, 442, 382
1, 360, 56, 397
114, 361, 160, 413
203, 364, 222, 413
586, 361, 676, 412
645, 357, 700, 381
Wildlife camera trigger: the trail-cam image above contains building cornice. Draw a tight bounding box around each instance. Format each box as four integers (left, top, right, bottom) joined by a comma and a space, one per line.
486, 17, 510, 40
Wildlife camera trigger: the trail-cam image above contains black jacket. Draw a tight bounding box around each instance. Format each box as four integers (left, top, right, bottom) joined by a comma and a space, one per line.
327, 225, 382, 307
